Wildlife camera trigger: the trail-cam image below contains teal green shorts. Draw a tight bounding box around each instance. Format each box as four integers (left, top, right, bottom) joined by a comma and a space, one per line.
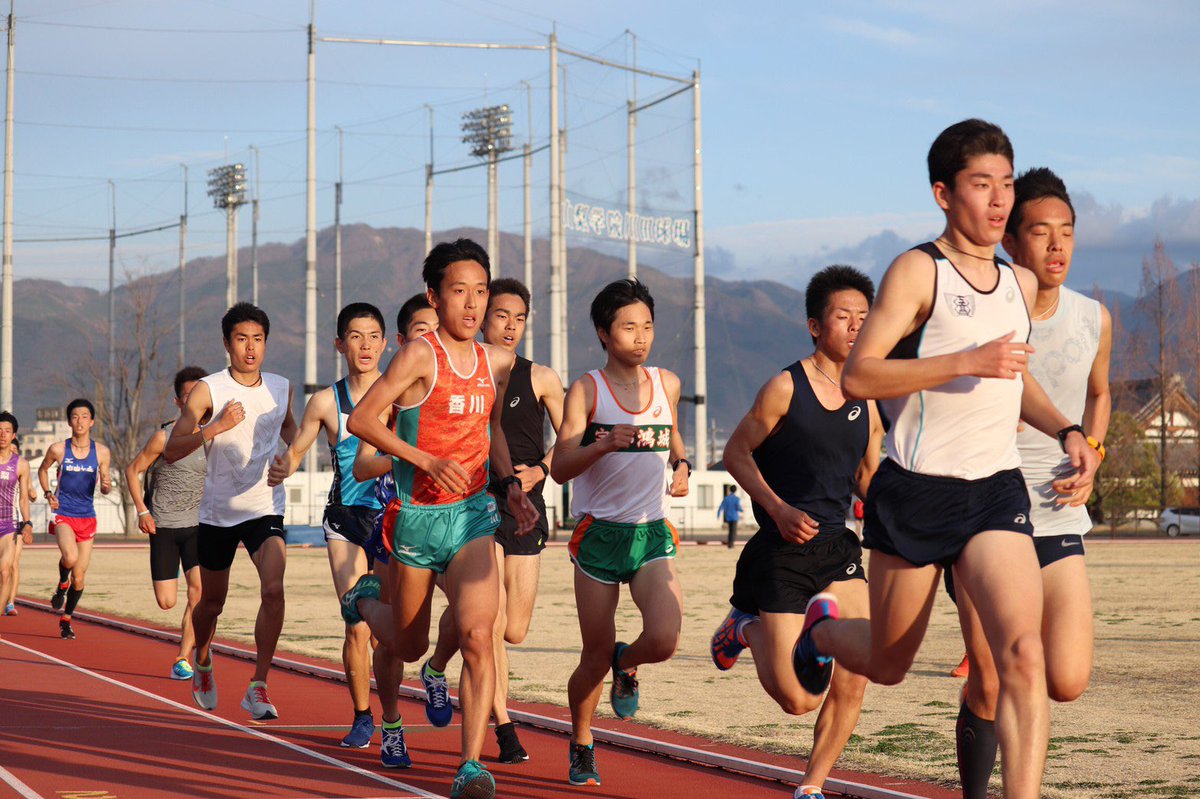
385, 490, 501, 574
568, 516, 679, 584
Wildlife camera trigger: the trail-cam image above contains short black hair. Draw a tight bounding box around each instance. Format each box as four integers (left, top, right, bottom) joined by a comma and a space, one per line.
66, 398, 95, 419
422, 238, 491, 292
805, 265, 874, 343
590, 278, 654, 350
488, 278, 531, 314
337, 302, 385, 339
397, 293, 432, 335
173, 365, 207, 399
221, 302, 270, 341
0, 410, 17, 433
1007, 167, 1075, 235
927, 118, 1013, 188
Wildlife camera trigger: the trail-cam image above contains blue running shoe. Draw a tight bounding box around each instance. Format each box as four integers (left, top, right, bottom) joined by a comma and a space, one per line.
171, 657, 194, 681
339, 574, 381, 625
420, 659, 453, 727
794, 786, 826, 799
609, 642, 639, 720
711, 607, 756, 670
793, 592, 839, 696
450, 759, 495, 799
341, 713, 375, 748
568, 742, 601, 786
380, 722, 411, 768
4, 602, 17, 616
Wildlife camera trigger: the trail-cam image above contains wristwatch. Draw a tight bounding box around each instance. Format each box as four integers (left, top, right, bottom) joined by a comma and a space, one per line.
671, 458, 693, 475
1056, 424, 1086, 453
499, 475, 522, 494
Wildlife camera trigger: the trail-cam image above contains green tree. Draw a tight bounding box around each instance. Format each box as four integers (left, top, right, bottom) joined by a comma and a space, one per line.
1093, 411, 1179, 534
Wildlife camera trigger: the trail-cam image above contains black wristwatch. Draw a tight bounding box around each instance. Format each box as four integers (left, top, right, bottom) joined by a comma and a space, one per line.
671, 458, 693, 476
1056, 424, 1086, 453
499, 474, 522, 494
534, 461, 550, 479
18, 520, 31, 531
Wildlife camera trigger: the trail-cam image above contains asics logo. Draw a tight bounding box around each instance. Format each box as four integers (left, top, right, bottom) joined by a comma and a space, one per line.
846, 563, 857, 575
653, 406, 663, 418
847, 406, 862, 421
509, 396, 521, 408
1014, 514, 1027, 524
664, 544, 675, 554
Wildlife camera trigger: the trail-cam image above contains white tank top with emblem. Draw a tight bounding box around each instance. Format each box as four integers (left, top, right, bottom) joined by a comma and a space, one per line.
882, 242, 1032, 480
571, 367, 673, 524
1017, 286, 1100, 536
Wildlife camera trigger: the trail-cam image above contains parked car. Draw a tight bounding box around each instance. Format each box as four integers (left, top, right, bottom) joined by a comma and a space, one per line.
1158, 507, 1200, 537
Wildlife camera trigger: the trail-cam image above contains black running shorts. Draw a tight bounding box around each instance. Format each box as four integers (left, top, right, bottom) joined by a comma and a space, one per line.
198, 515, 286, 572
944, 533, 1085, 604
730, 527, 865, 616
322, 504, 377, 550
863, 459, 1033, 568
493, 490, 549, 557
150, 525, 200, 582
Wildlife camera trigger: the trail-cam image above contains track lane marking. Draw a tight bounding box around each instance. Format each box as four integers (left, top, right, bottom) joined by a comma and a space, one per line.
0, 766, 46, 799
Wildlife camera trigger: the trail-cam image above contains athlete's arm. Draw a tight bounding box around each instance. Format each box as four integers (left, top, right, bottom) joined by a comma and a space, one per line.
17, 459, 32, 543
1020, 372, 1101, 496
722, 371, 819, 543
842, 251, 1034, 400
269, 388, 332, 486
96, 444, 112, 494
518, 363, 565, 485
125, 430, 166, 534
280, 386, 298, 447
1052, 303, 1113, 507
38, 442, 62, 510
488, 346, 539, 533
164, 381, 240, 463
346, 338, 471, 494
551, 376, 634, 483
351, 408, 394, 482
661, 369, 689, 497
855, 400, 884, 500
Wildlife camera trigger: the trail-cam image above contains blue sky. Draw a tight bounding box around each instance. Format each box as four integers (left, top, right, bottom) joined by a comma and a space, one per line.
9, 0, 1200, 291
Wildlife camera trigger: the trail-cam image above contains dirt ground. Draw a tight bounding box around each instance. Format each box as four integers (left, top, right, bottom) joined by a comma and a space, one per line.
10, 538, 1199, 798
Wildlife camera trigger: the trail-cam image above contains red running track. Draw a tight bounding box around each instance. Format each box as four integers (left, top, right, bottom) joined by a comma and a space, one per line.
0, 602, 956, 799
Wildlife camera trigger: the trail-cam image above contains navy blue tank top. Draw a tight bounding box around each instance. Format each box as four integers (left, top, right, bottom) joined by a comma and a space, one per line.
489, 357, 547, 492
751, 361, 869, 541
58, 439, 98, 518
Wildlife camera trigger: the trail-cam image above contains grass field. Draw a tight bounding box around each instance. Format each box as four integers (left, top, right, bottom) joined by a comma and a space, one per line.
9, 538, 1199, 798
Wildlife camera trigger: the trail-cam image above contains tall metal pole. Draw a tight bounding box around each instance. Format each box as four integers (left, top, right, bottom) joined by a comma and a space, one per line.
250, 145, 259, 306
303, 4, 318, 475
178, 164, 187, 368
1, 1, 14, 413
559, 64, 569, 382
691, 69, 708, 469
334, 125, 343, 380
548, 33, 563, 383
627, 31, 637, 279
521, 81, 532, 361
487, 150, 498, 274
107, 181, 116, 407
424, 104, 433, 256
226, 204, 238, 308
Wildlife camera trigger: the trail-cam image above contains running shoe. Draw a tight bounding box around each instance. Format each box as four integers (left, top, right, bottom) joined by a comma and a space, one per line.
339, 574, 381, 625
450, 759, 495, 799
609, 642, 639, 720
51, 584, 67, 611
59, 618, 75, 639
794, 786, 826, 799
495, 721, 529, 764
3, 602, 16, 616
192, 662, 218, 711
420, 659, 454, 727
241, 681, 278, 720
951, 654, 970, 679
793, 592, 839, 696
171, 657, 194, 681
341, 713, 375, 748
568, 742, 601, 786
711, 606, 756, 670
380, 722, 412, 768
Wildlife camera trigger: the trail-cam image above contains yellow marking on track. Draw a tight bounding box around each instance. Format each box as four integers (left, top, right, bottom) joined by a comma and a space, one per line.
56, 792, 118, 799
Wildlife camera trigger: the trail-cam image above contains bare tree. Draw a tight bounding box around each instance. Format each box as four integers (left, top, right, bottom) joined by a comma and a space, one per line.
1139, 238, 1181, 511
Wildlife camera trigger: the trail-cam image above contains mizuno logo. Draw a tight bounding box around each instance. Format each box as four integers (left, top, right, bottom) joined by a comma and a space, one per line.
477, 377, 489, 387
395, 545, 417, 557
509, 396, 520, 408
847, 406, 862, 421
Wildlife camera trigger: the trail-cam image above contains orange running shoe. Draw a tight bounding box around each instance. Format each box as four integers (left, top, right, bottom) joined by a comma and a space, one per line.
951, 654, 970, 678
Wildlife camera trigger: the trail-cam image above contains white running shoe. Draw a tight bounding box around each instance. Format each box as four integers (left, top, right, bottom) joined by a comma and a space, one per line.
192, 663, 218, 711
241, 681, 278, 720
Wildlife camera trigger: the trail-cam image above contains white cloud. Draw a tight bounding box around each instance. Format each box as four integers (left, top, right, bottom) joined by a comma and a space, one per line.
820, 15, 922, 48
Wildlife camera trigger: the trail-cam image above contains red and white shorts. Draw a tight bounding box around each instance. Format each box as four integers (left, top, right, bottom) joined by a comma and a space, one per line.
54, 515, 97, 542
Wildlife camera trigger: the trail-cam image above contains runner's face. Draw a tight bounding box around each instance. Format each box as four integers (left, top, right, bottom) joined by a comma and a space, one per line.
1002, 196, 1075, 290
936, 153, 1014, 247
337, 316, 386, 375
69, 407, 94, 436
225, 321, 267, 373
429, 260, 489, 341
599, 301, 654, 366
0, 422, 12, 450
175, 380, 199, 410
810, 289, 869, 363
400, 308, 439, 344
483, 293, 528, 351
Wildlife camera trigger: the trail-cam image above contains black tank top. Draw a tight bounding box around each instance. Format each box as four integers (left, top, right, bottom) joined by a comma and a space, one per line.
751, 360, 869, 541
489, 356, 547, 490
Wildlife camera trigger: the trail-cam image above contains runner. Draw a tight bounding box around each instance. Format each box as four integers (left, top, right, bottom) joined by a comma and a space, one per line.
124, 366, 208, 680
268, 302, 387, 749
710, 265, 883, 799
394, 293, 438, 347
340, 238, 538, 799
0, 413, 33, 620
551, 277, 690, 787
421, 277, 565, 764
164, 302, 297, 720
38, 398, 112, 640
948, 167, 1111, 798
793, 119, 1101, 799
4, 436, 35, 616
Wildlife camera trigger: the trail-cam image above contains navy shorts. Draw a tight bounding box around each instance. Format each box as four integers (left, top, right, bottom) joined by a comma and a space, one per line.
863, 459, 1033, 568
323, 504, 377, 550
731, 527, 865, 616
944, 533, 1085, 604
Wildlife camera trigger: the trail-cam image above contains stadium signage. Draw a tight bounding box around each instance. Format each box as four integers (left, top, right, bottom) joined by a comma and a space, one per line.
564, 199, 692, 250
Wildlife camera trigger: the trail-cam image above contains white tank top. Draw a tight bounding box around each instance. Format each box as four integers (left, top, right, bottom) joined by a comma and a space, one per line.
199, 369, 289, 526
882, 243, 1032, 480
571, 367, 673, 524
1018, 287, 1100, 536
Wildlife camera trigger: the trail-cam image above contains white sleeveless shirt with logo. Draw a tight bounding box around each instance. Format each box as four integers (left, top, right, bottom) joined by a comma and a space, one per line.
1017, 287, 1100, 536
199, 369, 289, 526
882, 243, 1032, 480
571, 367, 673, 524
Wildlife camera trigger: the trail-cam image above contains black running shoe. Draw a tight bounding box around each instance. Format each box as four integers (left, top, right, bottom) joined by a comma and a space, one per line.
568, 742, 600, 786
59, 619, 76, 640
495, 722, 529, 764
51, 585, 67, 611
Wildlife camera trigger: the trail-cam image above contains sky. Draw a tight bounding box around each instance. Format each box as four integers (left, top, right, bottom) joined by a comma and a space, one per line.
8, 0, 1200, 293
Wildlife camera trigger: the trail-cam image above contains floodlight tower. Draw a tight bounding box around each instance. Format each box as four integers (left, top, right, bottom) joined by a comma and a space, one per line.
207, 163, 248, 309
461, 104, 513, 272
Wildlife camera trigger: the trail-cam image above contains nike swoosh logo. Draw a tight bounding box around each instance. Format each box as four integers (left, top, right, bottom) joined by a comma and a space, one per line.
1060, 540, 1080, 548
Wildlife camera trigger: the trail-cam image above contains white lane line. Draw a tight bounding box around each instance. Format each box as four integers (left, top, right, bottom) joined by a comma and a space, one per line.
0, 766, 46, 799
0, 639, 442, 799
